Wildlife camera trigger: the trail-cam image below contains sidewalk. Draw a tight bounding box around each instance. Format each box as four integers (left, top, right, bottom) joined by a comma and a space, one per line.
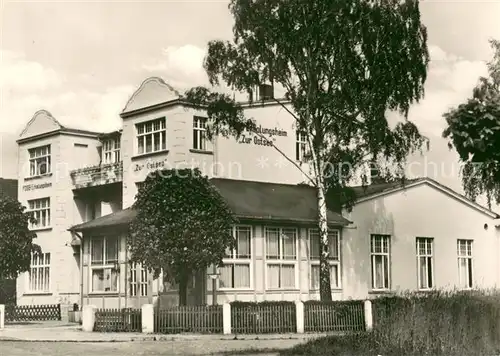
0, 322, 329, 343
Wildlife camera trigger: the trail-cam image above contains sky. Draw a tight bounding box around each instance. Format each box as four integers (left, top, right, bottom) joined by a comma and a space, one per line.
0, 0, 499, 208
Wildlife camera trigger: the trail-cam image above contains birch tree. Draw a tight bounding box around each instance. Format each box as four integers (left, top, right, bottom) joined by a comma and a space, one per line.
184, 0, 429, 300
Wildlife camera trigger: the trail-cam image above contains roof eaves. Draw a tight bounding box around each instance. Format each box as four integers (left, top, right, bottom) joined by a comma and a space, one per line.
235, 214, 351, 226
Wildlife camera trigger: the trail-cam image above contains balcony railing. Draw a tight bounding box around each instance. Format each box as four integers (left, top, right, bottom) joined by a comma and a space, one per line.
70, 162, 123, 189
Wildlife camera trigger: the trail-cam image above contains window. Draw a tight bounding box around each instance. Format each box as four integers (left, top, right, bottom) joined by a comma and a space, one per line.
219, 226, 252, 289
28, 145, 51, 176
28, 198, 50, 229
265, 227, 298, 289
309, 229, 341, 289
136, 118, 166, 155
193, 116, 208, 151
295, 131, 307, 161
29, 252, 50, 292
90, 236, 119, 293
102, 137, 121, 164
416, 237, 434, 290
129, 263, 148, 297
371, 234, 390, 290
457, 239, 473, 289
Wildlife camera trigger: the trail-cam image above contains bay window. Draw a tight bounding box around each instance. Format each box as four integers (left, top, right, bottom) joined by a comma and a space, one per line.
219, 225, 252, 289
309, 229, 341, 289
265, 227, 298, 290
90, 236, 119, 293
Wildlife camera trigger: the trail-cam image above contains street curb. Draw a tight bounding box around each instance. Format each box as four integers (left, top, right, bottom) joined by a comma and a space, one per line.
0, 334, 325, 343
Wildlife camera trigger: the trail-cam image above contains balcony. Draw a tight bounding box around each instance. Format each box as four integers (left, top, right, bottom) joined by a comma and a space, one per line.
70, 162, 123, 190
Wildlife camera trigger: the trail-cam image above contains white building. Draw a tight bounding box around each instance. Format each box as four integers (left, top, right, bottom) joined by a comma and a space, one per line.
15, 77, 500, 312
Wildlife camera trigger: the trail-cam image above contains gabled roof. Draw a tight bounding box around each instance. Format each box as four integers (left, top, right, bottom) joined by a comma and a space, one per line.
0, 178, 18, 200
121, 77, 181, 116
17, 110, 103, 144
351, 178, 425, 200
352, 177, 499, 218
70, 178, 351, 232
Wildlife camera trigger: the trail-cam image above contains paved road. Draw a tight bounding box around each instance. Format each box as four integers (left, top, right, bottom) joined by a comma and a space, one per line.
1, 340, 298, 356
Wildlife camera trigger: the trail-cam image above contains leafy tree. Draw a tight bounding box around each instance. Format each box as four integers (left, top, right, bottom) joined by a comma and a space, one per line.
128, 168, 237, 306
443, 39, 500, 208
0, 196, 39, 280
183, 0, 429, 300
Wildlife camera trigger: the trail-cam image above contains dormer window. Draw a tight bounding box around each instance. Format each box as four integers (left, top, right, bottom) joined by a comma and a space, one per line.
102, 138, 121, 164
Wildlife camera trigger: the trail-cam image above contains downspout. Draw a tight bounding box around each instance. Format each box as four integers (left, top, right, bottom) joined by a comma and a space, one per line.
72, 231, 84, 311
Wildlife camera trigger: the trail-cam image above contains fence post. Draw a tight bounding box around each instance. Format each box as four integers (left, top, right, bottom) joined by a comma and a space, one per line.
222, 303, 231, 335
0, 304, 4, 330
82, 305, 96, 332
141, 304, 154, 333
364, 299, 373, 331
295, 301, 304, 333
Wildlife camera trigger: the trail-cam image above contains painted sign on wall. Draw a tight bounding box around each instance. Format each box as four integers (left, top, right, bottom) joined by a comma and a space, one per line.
237, 125, 288, 147
23, 182, 52, 191
133, 158, 168, 172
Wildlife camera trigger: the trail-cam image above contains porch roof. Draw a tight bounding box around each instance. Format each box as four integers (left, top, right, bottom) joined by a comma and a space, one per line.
69, 178, 351, 232
69, 208, 137, 232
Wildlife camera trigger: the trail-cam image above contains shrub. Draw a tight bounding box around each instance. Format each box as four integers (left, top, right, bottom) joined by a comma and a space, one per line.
282, 289, 500, 355
371, 289, 500, 355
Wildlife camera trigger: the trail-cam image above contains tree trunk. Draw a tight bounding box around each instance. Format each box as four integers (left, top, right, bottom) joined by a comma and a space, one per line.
317, 177, 333, 301
178, 275, 188, 306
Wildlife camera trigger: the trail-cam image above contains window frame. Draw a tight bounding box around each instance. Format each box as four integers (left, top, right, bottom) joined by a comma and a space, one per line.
218, 225, 253, 291
27, 252, 51, 293
192, 116, 209, 151
457, 239, 473, 290
28, 144, 51, 177
129, 262, 148, 297
416, 237, 434, 291
27, 197, 51, 230
135, 117, 167, 156
89, 235, 120, 294
370, 234, 391, 291
102, 137, 121, 164
295, 131, 307, 162
264, 226, 299, 291
308, 228, 342, 290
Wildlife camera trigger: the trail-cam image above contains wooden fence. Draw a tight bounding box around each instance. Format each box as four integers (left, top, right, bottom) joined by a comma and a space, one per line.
154, 305, 223, 334
303, 300, 365, 332
93, 308, 141, 332
5, 304, 61, 322
89, 300, 369, 334
231, 301, 297, 334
